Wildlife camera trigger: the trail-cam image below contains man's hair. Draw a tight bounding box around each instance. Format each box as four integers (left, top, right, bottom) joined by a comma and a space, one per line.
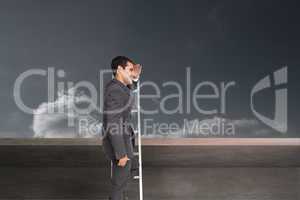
111, 56, 135, 76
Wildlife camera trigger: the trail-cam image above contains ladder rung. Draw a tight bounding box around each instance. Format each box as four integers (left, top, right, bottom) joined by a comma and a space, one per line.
131, 109, 138, 113
133, 176, 140, 179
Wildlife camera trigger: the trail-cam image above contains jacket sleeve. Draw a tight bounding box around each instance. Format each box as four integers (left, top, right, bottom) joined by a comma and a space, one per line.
127, 80, 138, 91
105, 87, 127, 160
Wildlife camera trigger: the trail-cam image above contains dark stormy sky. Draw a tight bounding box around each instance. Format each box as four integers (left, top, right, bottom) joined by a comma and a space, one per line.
0, 0, 299, 137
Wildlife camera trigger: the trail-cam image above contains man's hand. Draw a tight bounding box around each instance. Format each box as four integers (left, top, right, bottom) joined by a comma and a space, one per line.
118, 155, 130, 167
131, 64, 142, 81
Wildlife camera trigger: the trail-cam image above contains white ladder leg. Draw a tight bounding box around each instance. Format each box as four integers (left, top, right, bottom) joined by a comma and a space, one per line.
137, 80, 143, 200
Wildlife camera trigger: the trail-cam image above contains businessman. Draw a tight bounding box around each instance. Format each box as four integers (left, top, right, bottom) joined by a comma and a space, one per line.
102, 56, 142, 200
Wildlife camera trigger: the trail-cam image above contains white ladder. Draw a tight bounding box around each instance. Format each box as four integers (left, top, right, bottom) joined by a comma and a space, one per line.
110, 79, 144, 200
133, 80, 144, 200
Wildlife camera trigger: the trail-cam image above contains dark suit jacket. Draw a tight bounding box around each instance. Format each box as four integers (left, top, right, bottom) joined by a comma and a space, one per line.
102, 78, 136, 160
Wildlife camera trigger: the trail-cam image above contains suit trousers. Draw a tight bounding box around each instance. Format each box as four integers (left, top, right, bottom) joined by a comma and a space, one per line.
110, 158, 132, 200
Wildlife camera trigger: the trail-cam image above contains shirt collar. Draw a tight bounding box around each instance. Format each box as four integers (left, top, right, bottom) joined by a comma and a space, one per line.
112, 78, 130, 94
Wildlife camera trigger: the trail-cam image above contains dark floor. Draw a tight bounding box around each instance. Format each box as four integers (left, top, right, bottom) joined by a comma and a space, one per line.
0, 141, 299, 200
0, 167, 299, 200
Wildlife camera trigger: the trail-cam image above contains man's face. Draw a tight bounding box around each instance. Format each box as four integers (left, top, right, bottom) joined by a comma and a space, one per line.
118, 61, 142, 85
